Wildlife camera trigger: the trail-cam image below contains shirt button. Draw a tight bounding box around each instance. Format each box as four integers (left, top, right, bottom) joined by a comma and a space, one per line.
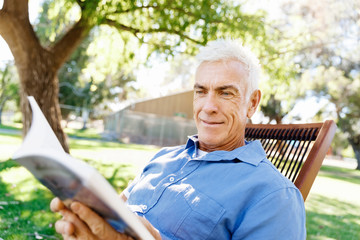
169, 177, 175, 182
142, 205, 147, 210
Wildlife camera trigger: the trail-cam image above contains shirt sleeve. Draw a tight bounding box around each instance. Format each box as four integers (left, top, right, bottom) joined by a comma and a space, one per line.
232, 187, 306, 240
122, 172, 142, 200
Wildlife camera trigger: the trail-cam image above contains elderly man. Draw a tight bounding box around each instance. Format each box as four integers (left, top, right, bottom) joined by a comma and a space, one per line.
51, 39, 306, 239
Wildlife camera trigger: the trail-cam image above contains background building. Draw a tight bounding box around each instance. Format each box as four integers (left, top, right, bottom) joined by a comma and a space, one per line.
104, 90, 197, 146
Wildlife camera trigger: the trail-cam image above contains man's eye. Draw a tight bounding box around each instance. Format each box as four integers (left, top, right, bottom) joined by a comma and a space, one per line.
195, 90, 205, 95
221, 92, 233, 97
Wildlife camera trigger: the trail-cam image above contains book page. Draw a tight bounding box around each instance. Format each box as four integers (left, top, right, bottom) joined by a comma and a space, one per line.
16, 154, 138, 238
13, 96, 64, 158
12, 97, 155, 240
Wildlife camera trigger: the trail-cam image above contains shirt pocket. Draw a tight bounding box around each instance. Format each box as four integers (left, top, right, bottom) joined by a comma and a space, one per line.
157, 185, 225, 240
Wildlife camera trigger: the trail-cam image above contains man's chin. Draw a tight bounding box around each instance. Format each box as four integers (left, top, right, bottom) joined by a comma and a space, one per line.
198, 135, 223, 148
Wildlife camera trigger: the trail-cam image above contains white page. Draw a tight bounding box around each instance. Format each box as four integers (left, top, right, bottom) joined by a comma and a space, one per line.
13, 96, 64, 158
12, 97, 156, 240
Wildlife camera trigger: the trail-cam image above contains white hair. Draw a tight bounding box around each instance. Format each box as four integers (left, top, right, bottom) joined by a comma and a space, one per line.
196, 39, 261, 99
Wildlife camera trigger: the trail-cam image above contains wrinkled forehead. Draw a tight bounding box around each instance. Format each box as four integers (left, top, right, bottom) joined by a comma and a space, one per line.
195, 59, 249, 86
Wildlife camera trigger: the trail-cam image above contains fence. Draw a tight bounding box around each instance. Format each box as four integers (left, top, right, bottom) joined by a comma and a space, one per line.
103, 110, 197, 146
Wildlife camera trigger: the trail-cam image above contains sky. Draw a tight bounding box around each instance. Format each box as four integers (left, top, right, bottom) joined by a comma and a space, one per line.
0, 37, 12, 62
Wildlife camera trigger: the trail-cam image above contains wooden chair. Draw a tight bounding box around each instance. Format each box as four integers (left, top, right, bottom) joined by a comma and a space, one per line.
245, 120, 337, 201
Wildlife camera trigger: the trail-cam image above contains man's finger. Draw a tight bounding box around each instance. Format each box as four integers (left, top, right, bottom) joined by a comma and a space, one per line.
70, 202, 127, 240
50, 197, 66, 213
60, 207, 95, 239
55, 219, 75, 236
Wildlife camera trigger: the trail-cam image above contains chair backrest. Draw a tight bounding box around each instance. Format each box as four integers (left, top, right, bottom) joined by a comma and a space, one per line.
245, 120, 336, 201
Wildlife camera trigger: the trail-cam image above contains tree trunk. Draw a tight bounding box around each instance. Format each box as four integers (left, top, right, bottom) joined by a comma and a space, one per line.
348, 137, 360, 170
0, 0, 91, 153
16, 48, 70, 153
0, 1, 68, 152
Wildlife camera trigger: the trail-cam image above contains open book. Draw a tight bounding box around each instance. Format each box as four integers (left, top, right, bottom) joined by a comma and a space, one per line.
12, 96, 155, 240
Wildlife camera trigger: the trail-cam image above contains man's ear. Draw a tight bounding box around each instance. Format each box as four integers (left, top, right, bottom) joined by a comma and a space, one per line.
247, 90, 261, 118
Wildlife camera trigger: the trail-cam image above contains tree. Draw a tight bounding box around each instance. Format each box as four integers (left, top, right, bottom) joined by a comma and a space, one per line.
0, 62, 19, 125
56, 27, 138, 129
301, 67, 360, 169
0, 0, 268, 152
235, 1, 309, 124
160, 54, 197, 96
283, 0, 360, 169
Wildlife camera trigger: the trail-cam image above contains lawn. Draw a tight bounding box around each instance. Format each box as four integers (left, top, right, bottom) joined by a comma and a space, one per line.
1, 129, 360, 239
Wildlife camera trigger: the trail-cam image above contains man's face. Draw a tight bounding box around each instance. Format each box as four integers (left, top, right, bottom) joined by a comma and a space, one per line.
193, 60, 253, 152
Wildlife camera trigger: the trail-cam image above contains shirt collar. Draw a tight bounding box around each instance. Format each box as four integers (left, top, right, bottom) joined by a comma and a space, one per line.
185, 135, 266, 166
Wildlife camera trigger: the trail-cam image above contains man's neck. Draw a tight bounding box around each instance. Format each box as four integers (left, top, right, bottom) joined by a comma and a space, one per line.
198, 138, 245, 152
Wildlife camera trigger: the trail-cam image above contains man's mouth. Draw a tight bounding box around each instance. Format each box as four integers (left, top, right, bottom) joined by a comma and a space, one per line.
201, 119, 224, 126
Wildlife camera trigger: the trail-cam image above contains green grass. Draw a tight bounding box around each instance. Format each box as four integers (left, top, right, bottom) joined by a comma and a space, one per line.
318, 165, 360, 185
305, 165, 360, 240
0, 134, 22, 161
0, 123, 22, 131
68, 137, 158, 151
1, 131, 360, 239
0, 162, 59, 239
306, 194, 360, 240
64, 127, 103, 140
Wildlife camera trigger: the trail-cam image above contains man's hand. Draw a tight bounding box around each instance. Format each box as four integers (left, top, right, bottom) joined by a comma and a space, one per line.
50, 197, 161, 240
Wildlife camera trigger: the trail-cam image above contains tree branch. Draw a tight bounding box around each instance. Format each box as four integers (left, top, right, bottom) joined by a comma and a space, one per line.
103, 19, 139, 33
51, 17, 92, 69
108, 4, 223, 24
103, 18, 204, 45
114, 4, 200, 19
2, 0, 29, 18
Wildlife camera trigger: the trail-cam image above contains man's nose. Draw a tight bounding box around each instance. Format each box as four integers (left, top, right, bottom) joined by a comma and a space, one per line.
202, 92, 219, 114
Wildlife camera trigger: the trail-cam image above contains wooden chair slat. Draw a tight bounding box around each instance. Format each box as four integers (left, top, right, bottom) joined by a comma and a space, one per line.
245, 120, 336, 201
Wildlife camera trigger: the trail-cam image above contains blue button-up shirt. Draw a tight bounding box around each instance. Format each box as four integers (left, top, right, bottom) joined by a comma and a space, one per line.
124, 136, 306, 240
